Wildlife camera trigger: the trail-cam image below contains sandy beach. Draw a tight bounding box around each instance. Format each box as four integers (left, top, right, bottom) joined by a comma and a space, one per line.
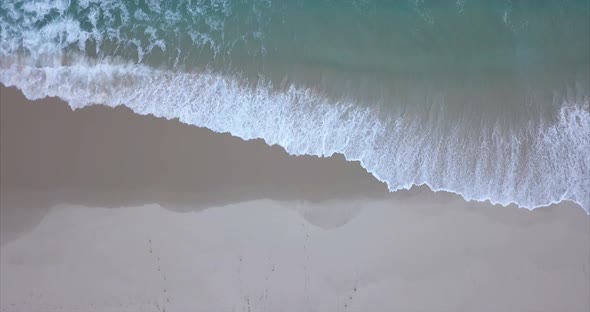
1, 86, 589, 311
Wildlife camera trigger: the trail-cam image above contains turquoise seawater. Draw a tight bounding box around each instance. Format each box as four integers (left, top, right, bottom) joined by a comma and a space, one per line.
1, 0, 589, 212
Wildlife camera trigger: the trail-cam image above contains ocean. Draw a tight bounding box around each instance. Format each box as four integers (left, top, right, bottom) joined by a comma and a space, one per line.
1, 0, 588, 212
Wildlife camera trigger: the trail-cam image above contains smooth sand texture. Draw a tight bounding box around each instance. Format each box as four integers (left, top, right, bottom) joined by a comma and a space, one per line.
1, 86, 589, 311
1, 201, 589, 312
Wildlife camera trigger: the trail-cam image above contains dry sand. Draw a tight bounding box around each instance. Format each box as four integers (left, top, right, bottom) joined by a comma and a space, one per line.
1, 86, 589, 311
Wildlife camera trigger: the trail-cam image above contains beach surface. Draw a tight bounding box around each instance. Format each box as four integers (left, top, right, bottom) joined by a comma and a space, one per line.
1, 86, 589, 311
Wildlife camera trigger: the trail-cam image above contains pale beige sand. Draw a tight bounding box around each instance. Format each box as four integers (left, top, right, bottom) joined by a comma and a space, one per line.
1, 200, 589, 312
1, 86, 589, 311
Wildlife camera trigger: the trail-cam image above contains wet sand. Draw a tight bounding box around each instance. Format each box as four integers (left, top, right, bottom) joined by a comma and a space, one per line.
0, 85, 387, 243
1, 86, 589, 311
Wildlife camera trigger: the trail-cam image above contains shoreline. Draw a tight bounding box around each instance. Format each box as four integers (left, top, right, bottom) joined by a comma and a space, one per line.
1, 85, 586, 211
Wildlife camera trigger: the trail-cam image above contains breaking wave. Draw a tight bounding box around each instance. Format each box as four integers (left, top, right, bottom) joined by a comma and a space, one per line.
1, 55, 588, 212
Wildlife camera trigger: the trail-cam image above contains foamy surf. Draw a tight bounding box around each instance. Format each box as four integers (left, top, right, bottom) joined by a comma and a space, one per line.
1, 55, 588, 213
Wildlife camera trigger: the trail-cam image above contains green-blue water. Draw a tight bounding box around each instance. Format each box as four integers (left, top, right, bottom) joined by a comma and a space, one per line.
1, 0, 589, 211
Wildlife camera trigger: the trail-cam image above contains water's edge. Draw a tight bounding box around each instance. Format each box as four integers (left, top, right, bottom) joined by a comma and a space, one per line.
1, 59, 588, 213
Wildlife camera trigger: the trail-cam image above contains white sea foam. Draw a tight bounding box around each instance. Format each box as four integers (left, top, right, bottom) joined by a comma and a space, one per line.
1, 56, 588, 213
